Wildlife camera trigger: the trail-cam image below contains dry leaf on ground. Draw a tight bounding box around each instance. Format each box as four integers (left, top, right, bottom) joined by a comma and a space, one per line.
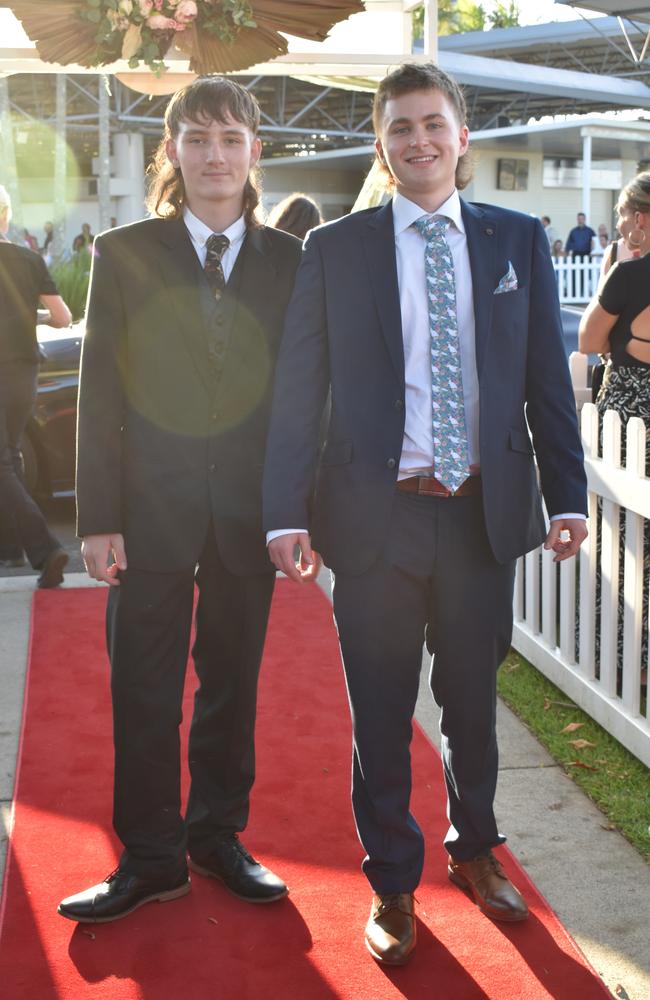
561, 722, 585, 733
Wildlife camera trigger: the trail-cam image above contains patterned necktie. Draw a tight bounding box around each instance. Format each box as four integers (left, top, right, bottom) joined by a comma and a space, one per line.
204, 233, 229, 302
413, 215, 470, 493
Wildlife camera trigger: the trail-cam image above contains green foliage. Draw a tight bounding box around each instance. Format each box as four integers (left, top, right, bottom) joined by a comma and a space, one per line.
498, 651, 650, 863
50, 252, 91, 322
487, 1, 520, 29
412, 1, 520, 37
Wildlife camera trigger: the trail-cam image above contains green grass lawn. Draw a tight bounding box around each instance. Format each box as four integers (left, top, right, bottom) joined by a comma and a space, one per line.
498, 650, 650, 864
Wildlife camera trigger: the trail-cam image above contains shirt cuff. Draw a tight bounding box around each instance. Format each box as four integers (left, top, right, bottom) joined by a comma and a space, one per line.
266, 528, 308, 545
550, 513, 587, 521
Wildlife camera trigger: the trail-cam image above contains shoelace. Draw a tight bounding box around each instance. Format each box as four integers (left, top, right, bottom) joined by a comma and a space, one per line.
472, 852, 506, 884
227, 834, 256, 866
374, 893, 416, 916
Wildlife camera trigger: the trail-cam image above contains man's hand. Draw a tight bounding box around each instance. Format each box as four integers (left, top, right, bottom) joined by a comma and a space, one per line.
268, 532, 322, 583
544, 519, 588, 563
81, 533, 127, 586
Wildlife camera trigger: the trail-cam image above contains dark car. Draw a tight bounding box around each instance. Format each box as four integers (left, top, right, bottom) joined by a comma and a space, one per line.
23, 308, 589, 500
25, 321, 84, 498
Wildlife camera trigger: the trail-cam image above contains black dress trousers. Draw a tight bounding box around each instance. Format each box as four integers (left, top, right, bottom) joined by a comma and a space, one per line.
106, 526, 275, 877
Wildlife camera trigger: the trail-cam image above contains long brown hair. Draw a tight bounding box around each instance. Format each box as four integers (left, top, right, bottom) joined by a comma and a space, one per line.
146, 76, 263, 226
267, 193, 323, 239
372, 62, 474, 192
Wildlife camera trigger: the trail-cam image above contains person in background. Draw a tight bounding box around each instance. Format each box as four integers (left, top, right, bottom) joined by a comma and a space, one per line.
41, 221, 54, 264
72, 222, 94, 254
22, 228, 38, 252
591, 232, 608, 264
0, 184, 71, 585
566, 212, 596, 259
579, 170, 650, 686
551, 238, 565, 258
566, 212, 596, 297
541, 214, 558, 248
267, 193, 324, 241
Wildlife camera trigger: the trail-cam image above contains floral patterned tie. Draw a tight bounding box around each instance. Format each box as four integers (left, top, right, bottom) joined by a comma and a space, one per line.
204, 233, 229, 302
413, 215, 469, 493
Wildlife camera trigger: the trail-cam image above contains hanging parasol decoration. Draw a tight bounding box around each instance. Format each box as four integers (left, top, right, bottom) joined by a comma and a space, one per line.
9, 0, 366, 75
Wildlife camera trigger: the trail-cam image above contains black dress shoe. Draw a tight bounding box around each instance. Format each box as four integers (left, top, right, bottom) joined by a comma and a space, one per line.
37, 547, 68, 589
57, 867, 190, 923
189, 835, 287, 903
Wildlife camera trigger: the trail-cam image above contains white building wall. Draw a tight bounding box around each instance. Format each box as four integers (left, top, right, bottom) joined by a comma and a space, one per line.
469, 146, 634, 244
261, 162, 369, 221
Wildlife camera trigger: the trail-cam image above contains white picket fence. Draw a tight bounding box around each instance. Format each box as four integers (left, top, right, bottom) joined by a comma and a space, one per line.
512, 374, 650, 767
552, 257, 602, 304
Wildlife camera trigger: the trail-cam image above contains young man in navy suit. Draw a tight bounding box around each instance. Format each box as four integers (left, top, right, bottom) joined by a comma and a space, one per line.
59, 77, 301, 923
263, 64, 588, 965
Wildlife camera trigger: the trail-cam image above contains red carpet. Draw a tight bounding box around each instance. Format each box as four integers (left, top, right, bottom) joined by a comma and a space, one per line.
0, 582, 609, 999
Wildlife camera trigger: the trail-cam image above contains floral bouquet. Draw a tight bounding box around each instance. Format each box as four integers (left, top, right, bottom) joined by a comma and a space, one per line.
10, 0, 365, 75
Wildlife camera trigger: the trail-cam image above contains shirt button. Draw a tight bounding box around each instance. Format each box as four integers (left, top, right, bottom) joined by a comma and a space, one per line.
387, 458, 396, 469
215, 316, 224, 326
209, 463, 217, 472
211, 412, 218, 421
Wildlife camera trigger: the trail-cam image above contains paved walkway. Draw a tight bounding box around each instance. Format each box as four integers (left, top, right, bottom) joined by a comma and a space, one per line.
1, 571, 649, 1000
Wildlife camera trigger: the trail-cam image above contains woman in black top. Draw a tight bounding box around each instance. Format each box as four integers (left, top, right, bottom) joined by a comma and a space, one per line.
0, 184, 72, 585
579, 170, 650, 685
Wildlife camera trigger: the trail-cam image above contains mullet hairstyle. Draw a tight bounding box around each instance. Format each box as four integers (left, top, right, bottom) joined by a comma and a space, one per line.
372, 62, 474, 192
146, 76, 263, 226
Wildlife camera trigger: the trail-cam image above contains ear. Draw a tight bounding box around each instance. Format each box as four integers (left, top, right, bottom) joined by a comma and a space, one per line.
165, 137, 179, 169
458, 125, 469, 157
374, 138, 385, 163
250, 136, 262, 169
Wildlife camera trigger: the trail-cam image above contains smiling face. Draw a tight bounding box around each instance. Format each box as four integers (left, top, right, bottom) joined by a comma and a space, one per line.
374, 88, 469, 211
166, 113, 261, 222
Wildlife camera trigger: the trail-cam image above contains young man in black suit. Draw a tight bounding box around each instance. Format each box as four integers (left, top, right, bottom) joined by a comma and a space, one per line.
264, 63, 588, 964
59, 77, 301, 923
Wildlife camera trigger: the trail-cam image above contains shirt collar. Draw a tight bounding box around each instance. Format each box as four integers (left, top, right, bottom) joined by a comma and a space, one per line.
392, 189, 464, 237
183, 206, 247, 247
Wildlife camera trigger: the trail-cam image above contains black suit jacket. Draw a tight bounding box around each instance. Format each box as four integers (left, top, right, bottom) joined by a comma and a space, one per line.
263, 199, 587, 573
76, 216, 301, 574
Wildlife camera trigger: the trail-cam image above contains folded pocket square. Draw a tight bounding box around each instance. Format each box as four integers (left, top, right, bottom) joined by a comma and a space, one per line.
494, 261, 518, 294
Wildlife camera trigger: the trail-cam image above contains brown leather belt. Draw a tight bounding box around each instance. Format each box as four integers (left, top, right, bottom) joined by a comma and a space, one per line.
396, 474, 481, 498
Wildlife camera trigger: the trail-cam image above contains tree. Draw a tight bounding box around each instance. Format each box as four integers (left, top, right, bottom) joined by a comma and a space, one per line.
487, 1, 521, 29
412, 1, 520, 37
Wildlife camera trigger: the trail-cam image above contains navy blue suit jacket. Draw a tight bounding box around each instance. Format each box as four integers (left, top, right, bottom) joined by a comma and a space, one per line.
263, 198, 587, 573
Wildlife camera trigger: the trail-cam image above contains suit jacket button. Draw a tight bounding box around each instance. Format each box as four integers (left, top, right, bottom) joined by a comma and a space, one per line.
387, 458, 396, 469
209, 463, 217, 471
394, 399, 404, 411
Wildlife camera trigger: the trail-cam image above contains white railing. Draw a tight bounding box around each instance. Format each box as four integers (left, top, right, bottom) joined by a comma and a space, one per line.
512, 398, 650, 768
552, 257, 602, 304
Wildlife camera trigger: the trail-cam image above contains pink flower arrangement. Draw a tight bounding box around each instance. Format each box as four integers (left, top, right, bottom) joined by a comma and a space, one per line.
81, 0, 256, 73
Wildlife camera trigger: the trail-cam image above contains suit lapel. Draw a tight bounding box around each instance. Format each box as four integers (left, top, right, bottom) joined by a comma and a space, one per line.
461, 199, 498, 377
155, 217, 216, 397
362, 202, 405, 383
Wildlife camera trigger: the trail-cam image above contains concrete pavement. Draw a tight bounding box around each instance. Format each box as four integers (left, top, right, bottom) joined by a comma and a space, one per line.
1, 569, 649, 999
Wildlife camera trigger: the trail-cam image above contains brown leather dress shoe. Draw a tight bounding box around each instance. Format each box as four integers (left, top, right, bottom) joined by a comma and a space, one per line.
364, 892, 416, 965
448, 851, 529, 922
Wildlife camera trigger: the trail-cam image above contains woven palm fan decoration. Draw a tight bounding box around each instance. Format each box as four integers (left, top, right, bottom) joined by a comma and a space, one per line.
9, 1, 366, 75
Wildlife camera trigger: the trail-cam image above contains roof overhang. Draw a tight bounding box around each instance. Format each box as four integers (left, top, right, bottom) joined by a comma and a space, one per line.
557, 1, 650, 26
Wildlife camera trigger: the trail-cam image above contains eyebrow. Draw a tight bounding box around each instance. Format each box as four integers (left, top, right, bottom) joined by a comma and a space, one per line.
387, 113, 445, 128
181, 125, 247, 137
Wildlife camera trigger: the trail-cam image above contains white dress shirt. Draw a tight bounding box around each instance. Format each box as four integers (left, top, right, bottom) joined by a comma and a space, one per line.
183, 207, 247, 280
